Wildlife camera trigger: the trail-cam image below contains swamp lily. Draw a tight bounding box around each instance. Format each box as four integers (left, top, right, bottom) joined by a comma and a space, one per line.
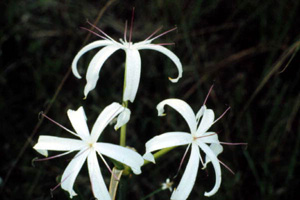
143, 98, 230, 199
33, 103, 144, 200
72, 20, 182, 102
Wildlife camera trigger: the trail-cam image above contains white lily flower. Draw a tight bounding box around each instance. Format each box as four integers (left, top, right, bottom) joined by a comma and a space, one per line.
33, 103, 144, 200
144, 99, 228, 199
72, 21, 182, 102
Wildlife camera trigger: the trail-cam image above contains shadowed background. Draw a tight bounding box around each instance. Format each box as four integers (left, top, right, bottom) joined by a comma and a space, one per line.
1, 0, 299, 199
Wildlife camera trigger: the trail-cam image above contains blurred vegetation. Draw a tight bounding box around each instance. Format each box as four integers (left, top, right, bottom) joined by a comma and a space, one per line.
1, 0, 299, 199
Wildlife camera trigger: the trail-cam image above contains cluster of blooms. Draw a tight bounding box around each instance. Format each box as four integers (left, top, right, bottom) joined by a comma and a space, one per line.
33, 13, 238, 200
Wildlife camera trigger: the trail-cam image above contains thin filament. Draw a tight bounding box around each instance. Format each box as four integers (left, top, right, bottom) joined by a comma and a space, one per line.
80, 27, 107, 40
219, 142, 248, 146
129, 7, 135, 43
124, 20, 128, 42
86, 20, 116, 42
174, 144, 191, 179
34, 150, 76, 162
214, 107, 231, 124
203, 84, 214, 105
149, 27, 177, 42
50, 171, 73, 197
97, 152, 119, 181
41, 113, 79, 138
218, 159, 235, 175
195, 132, 217, 139
144, 26, 163, 41
155, 43, 175, 46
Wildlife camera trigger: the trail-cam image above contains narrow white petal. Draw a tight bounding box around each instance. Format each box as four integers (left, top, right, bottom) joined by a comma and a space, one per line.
67, 107, 90, 140
123, 49, 141, 102
196, 141, 222, 197
136, 44, 182, 82
196, 108, 215, 135
91, 102, 124, 142
72, 40, 114, 79
33, 135, 84, 152
171, 143, 200, 200
144, 132, 192, 156
143, 152, 155, 163
157, 99, 197, 133
61, 148, 89, 198
195, 105, 206, 124
94, 143, 144, 175
114, 107, 131, 130
84, 45, 121, 98
203, 143, 223, 169
87, 150, 111, 200
35, 149, 48, 157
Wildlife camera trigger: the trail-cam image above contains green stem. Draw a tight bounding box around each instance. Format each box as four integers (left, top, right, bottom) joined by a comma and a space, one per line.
143, 147, 175, 166
120, 58, 128, 147
120, 101, 128, 147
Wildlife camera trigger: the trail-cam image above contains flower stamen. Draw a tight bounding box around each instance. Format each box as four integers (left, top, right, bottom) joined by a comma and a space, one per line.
194, 132, 218, 140
40, 112, 79, 138
86, 20, 117, 43
144, 26, 163, 41
155, 42, 175, 46
97, 152, 119, 181
50, 171, 73, 198
174, 144, 191, 178
149, 27, 177, 42
203, 84, 214, 106
214, 107, 231, 124
34, 150, 76, 162
129, 7, 135, 43
124, 20, 128, 43
219, 142, 248, 146
218, 159, 235, 175
80, 27, 107, 40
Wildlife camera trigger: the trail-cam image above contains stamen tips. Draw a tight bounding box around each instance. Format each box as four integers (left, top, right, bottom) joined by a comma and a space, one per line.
38, 111, 44, 120
31, 157, 38, 167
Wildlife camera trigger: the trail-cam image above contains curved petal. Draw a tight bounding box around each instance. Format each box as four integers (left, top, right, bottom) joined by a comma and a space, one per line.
33, 136, 84, 152
195, 105, 206, 124
157, 99, 197, 133
114, 107, 131, 130
61, 148, 89, 198
203, 143, 223, 169
196, 108, 215, 136
94, 143, 144, 175
72, 40, 114, 79
123, 49, 141, 102
135, 44, 182, 82
171, 143, 200, 200
87, 150, 111, 200
84, 45, 121, 98
67, 107, 90, 141
144, 131, 192, 162
91, 102, 124, 142
196, 141, 222, 197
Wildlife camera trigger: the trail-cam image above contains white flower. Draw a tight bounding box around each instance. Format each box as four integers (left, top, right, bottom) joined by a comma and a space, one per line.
72, 22, 182, 102
161, 178, 173, 192
33, 103, 144, 200
143, 99, 226, 199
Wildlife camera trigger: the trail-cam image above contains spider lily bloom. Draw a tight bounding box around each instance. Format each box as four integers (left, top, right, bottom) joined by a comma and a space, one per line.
143, 98, 230, 199
33, 103, 144, 200
72, 20, 182, 102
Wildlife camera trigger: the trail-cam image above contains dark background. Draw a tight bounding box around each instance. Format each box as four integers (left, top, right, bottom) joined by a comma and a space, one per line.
1, 0, 299, 199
